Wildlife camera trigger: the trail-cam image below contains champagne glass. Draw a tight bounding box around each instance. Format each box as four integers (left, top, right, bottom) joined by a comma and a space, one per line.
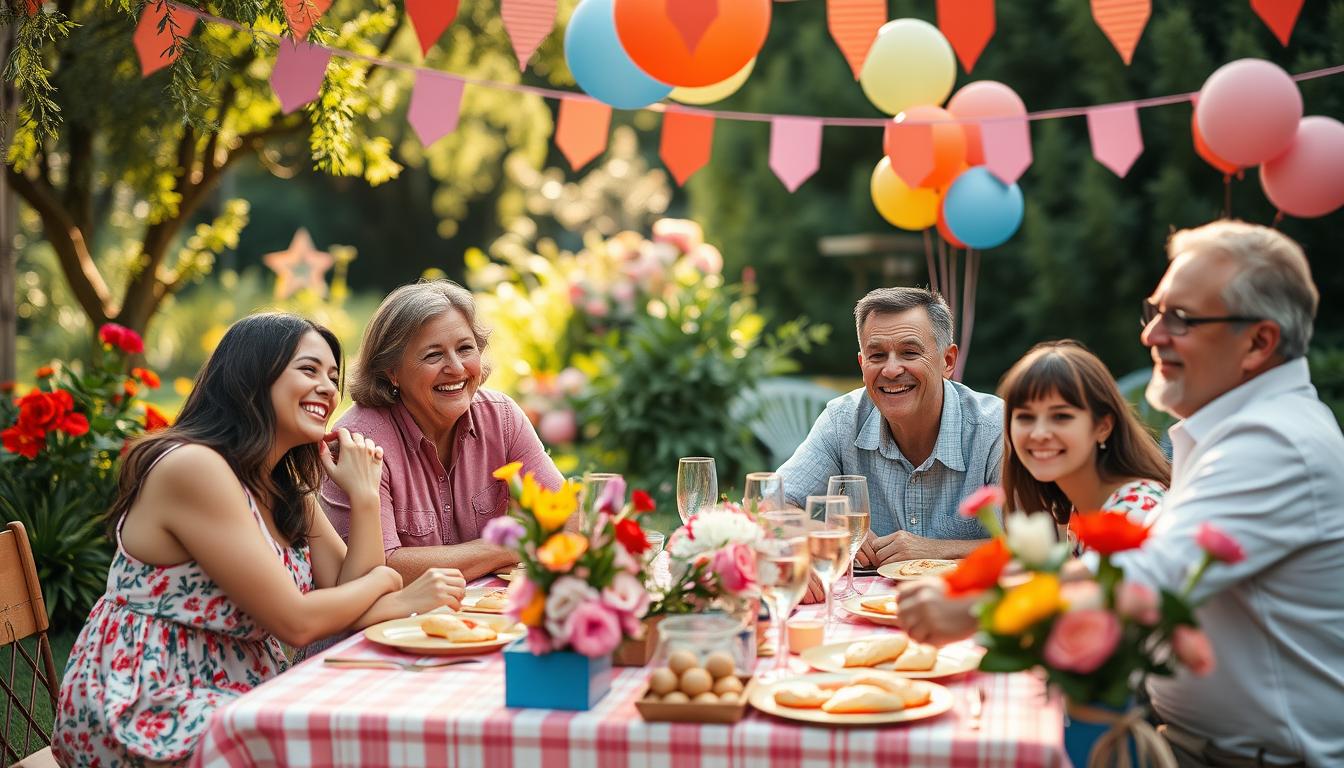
676, 457, 717, 525
580, 472, 622, 533
760, 507, 808, 540
754, 535, 810, 681
827, 475, 871, 599
743, 471, 785, 517
804, 495, 852, 639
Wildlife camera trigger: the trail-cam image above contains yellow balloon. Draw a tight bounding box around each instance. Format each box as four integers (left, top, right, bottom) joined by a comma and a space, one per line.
670, 58, 755, 105
871, 156, 938, 231
860, 19, 957, 116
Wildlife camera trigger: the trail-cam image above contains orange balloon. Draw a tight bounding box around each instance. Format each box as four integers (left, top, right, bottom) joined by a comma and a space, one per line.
613, 0, 771, 88
884, 105, 967, 189
1191, 113, 1239, 176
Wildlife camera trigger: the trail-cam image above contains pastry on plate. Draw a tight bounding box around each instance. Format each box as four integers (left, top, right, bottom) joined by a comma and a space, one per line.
892, 642, 938, 671
473, 590, 508, 611
420, 615, 468, 639
898, 559, 957, 577
773, 682, 833, 709
820, 684, 905, 714
448, 624, 498, 643
860, 596, 900, 616
843, 634, 910, 667
846, 674, 934, 709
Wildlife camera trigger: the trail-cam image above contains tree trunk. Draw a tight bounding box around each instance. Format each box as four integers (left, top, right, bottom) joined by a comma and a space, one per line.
0, 26, 17, 382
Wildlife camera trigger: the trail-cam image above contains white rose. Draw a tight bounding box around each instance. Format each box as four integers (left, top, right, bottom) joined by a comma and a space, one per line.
1006, 511, 1059, 568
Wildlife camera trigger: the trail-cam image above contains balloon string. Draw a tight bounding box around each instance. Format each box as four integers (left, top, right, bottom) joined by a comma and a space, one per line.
1223, 176, 1232, 219
948, 247, 959, 328
938, 238, 950, 304
1272, 210, 1284, 229
923, 229, 937, 293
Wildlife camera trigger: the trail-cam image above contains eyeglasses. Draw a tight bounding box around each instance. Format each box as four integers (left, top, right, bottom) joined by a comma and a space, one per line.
1139, 300, 1262, 336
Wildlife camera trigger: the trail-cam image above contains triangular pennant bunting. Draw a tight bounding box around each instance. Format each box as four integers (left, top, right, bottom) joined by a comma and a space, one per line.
407, 71, 465, 148
1250, 0, 1304, 47
667, 0, 719, 55
660, 110, 715, 186
1090, 0, 1150, 65
501, 0, 557, 71
271, 41, 332, 114
883, 119, 935, 188
1087, 103, 1143, 178
284, 0, 333, 40
556, 98, 612, 171
134, 2, 199, 76
826, 0, 887, 80
406, 0, 460, 56
937, 0, 995, 74
981, 116, 1032, 184
769, 117, 823, 192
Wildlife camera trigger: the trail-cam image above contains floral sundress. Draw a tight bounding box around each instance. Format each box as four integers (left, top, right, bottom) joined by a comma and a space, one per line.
52, 448, 313, 767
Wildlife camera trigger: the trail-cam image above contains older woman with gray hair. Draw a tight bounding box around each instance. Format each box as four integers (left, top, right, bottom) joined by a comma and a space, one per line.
321, 279, 563, 582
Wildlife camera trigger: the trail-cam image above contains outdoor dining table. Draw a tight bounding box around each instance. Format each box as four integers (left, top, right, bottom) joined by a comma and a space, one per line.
191, 575, 1067, 767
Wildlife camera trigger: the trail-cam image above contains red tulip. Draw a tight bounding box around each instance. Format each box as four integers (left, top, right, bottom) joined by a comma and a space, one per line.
944, 537, 1012, 596
1070, 511, 1150, 555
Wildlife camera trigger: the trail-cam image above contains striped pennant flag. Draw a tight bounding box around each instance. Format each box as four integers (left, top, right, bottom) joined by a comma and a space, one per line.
1090, 0, 1150, 65
827, 0, 887, 80
502, 0, 557, 71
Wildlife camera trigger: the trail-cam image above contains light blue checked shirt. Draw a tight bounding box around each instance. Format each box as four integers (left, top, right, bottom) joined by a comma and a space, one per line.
777, 379, 1004, 538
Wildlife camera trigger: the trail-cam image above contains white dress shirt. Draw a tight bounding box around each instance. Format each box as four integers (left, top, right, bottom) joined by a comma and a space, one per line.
1115, 358, 1344, 766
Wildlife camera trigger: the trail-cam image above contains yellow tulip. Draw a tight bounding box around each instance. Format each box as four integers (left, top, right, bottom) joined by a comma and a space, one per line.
520, 593, 545, 627
492, 462, 523, 482
520, 473, 541, 510
537, 532, 588, 572
992, 573, 1062, 635
532, 485, 578, 532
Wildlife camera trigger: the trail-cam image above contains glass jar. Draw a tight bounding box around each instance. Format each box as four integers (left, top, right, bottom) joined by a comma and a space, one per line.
654, 614, 750, 675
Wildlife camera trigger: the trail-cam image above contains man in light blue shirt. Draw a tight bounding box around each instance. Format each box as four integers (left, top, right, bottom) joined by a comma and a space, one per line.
778, 287, 1003, 565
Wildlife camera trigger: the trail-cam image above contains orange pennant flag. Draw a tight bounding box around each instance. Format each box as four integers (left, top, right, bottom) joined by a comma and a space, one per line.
1090, 0, 1149, 65
883, 118, 935, 188
134, 2, 199, 77
556, 98, 612, 172
826, 0, 887, 80
660, 110, 715, 186
1250, 0, 1304, 47
406, 0, 460, 56
285, 0, 333, 40
502, 0, 557, 70
937, 0, 995, 74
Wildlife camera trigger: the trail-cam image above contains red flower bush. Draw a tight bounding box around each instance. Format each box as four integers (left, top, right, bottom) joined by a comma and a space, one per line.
98, 323, 144, 355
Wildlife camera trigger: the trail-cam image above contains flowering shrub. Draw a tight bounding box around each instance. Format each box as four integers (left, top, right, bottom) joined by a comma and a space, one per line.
654, 503, 763, 616
949, 487, 1241, 707
483, 464, 656, 657
1, 324, 169, 630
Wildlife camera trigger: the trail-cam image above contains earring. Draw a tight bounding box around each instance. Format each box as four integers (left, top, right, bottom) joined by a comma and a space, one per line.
1099, 440, 1108, 451
391, 385, 400, 399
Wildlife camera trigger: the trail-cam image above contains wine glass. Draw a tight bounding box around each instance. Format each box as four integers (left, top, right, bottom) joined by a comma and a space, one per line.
827, 475, 871, 599
759, 507, 808, 540
754, 534, 810, 682
580, 472, 622, 533
743, 471, 785, 516
804, 495, 852, 640
676, 457, 717, 525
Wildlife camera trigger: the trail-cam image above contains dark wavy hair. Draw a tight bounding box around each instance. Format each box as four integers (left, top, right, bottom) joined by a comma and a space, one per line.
998, 340, 1170, 525
106, 313, 342, 547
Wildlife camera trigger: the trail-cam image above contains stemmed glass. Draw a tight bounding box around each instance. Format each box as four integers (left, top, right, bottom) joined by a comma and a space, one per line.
676, 457, 717, 525
742, 471, 785, 516
754, 532, 810, 682
579, 472, 622, 533
827, 475, 871, 599
804, 495, 852, 640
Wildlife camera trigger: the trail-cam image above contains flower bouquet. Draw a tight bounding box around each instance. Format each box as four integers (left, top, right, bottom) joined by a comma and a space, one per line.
654, 502, 763, 618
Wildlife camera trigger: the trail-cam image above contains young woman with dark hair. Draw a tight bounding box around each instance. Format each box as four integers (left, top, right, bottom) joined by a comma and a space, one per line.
53, 313, 465, 766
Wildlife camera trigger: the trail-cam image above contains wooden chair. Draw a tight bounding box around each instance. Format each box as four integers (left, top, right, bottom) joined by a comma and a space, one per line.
1, 522, 60, 768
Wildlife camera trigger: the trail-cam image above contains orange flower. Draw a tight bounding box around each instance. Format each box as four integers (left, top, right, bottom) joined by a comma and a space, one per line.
943, 538, 1012, 596
519, 593, 546, 627
537, 531, 588, 572
1070, 511, 1150, 555
144, 405, 171, 432
123, 380, 139, 397
131, 367, 161, 388
35, 366, 54, 379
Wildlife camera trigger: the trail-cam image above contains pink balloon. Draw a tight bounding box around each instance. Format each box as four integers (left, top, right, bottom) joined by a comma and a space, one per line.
947, 81, 1027, 165
1195, 59, 1302, 167
1260, 116, 1344, 218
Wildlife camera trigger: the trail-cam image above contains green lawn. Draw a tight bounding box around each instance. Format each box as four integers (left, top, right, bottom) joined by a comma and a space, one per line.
6, 628, 76, 751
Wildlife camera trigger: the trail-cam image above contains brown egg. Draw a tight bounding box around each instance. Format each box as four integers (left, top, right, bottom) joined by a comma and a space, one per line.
692, 691, 719, 705
718, 691, 739, 703
667, 650, 699, 675
679, 667, 713, 697
712, 675, 743, 695
703, 651, 736, 680
649, 668, 678, 696
662, 691, 690, 704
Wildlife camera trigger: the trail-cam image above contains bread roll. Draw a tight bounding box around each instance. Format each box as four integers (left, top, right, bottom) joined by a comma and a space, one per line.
860, 596, 900, 616
420, 615, 468, 638
820, 684, 905, 714
773, 682, 833, 708
892, 642, 937, 671
842, 634, 910, 667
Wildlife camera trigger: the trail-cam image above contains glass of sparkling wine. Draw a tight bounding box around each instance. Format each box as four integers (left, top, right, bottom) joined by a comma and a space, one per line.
743, 471, 785, 516
676, 457, 718, 525
827, 475, 871, 599
804, 495, 852, 639
754, 534, 810, 681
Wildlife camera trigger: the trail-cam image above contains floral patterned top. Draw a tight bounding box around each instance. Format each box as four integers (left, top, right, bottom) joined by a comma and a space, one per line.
53, 447, 313, 767
1102, 478, 1166, 521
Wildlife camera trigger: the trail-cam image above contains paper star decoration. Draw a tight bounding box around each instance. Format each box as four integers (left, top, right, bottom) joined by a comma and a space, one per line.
263, 228, 335, 299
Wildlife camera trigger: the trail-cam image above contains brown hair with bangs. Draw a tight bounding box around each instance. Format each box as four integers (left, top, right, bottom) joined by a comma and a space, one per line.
998, 340, 1170, 524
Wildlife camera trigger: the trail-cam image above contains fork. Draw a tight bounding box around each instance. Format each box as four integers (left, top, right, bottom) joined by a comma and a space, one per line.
966, 683, 986, 731
323, 656, 483, 672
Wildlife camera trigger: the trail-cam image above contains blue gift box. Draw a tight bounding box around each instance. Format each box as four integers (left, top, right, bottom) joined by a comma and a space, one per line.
503, 638, 613, 710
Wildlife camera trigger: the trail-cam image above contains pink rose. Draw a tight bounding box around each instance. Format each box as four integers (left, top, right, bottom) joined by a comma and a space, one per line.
652, 218, 703, 253
583, 298, 610, 318
545, 576, 598, 640
538, 409, 578, 445
1115, 581, 1160, 626
1195, 523, 1245, 564
1060, 580, 1104, 612
711, 542, 756, 594
505, 575, 537, 624
1173, 626, 1216, 676
525, 626, 553, 655
687, 244, 723, 275
959, 485, 1006, 518
564, 600, 623, 657
1043, 609, 1121, 674
602, 571, 649, 617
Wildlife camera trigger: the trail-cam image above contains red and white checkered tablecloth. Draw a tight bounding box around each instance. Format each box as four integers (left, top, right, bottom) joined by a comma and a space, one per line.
192, 577, 1065, 768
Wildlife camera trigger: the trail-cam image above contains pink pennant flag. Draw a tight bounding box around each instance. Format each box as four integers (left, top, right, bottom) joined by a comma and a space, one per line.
660, 110, 715, 186
271, 41, 332, 114
827, 0, 886, 80
1087, 103, 1143, 178
407, 71, 465, 148
1090, 0, 1149, 65
556, 98, 612, 171
769, 117, 823, 192
134, 2, 199, 76
937, 0, 995, 74
981, 116, 1032, 185
284, 0, 333, 40
667, 0, 720, 54
1250, 0, 1304, 46
501, 0, 557, 71
406, 0, 460, 56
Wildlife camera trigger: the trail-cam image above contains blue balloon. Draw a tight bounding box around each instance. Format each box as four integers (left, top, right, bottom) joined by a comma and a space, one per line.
942, 167, 1025, 249
565, 0, 672, 110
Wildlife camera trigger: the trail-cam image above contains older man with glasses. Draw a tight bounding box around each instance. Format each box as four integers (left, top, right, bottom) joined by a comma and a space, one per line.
897, 220, 1344, 767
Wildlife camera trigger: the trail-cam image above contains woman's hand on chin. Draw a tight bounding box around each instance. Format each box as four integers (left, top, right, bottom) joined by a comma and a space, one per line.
394, 567, 466, 615
319, 428, 384, 505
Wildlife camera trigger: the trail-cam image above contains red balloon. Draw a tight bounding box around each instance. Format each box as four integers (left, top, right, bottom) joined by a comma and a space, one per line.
1260, 116, 1344, 218
1195, 59, 1302, 167
613, 0, 771, 88
937, 194, 967, 248
1191, 113, 1239, 176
